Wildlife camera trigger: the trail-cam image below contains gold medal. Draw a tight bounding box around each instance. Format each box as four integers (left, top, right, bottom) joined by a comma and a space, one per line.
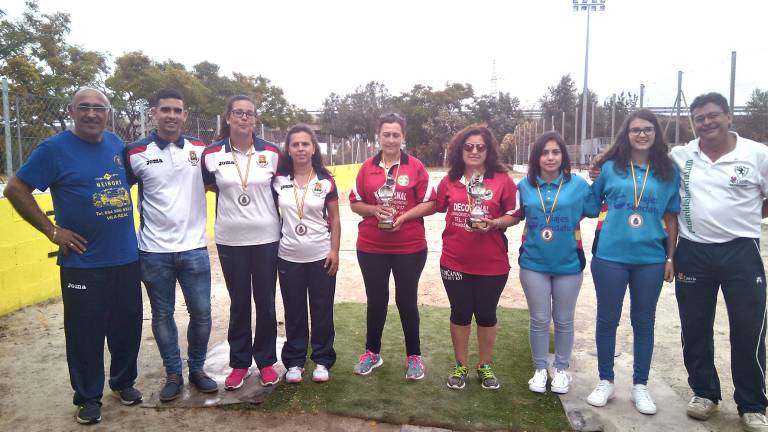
293, 168, 314, 235
536, 177, 564, 242
629, 160, 651, 228
231, 143, 253, 206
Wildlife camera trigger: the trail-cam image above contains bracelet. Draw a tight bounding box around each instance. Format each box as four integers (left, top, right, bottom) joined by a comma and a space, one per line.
50, 226, 58, 242
666, 257, 672, 263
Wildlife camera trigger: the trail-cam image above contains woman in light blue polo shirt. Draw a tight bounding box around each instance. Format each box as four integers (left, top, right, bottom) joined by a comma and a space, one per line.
586, 109, 680, 415
510, 131, 600, 395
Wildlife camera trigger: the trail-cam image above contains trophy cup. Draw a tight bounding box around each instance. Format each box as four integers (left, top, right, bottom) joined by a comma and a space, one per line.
466, 172, 488, 230
376, 174, 396, 230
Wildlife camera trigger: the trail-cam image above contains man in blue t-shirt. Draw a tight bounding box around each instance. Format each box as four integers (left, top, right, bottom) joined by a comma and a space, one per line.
3, 88, 143, 426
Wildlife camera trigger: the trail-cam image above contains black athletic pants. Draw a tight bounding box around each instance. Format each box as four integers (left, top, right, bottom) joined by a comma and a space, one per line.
675, 237, 768, 415
60, 261, 142, 405
278, 258, 337, 369
357, 249, 427, 356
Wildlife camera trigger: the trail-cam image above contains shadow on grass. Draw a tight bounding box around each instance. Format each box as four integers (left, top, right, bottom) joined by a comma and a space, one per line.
257, 303, 569, 431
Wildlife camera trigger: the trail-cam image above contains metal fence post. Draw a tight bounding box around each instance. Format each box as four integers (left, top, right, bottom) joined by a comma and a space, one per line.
196, 117, 201, 139
3, 78, 13, 176
140, 110, 147, 138
15, 96, 22, 169
216, 115, 221, 138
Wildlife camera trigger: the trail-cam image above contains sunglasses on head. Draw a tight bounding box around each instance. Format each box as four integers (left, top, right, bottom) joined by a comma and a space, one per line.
463, 143, 486, 153
158, 107, 184, 114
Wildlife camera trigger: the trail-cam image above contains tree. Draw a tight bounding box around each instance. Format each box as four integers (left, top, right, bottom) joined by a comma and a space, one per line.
0, 1, 109, 131
470, 92, 522, 144
540, 75, 578, 144
736, 89, 768, 143
601, 91, 639, 139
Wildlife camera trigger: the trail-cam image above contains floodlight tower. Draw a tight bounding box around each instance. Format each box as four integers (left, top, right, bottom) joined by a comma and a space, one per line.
573, 0, 605, 146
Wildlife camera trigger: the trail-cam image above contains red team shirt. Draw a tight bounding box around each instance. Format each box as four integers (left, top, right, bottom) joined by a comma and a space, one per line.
349, 152, 435, 254
435, 172, 518, 275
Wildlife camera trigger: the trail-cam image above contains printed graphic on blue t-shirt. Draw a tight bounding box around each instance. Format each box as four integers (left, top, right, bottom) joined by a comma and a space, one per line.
591, 160, 681, 265
16, 131, 138, 268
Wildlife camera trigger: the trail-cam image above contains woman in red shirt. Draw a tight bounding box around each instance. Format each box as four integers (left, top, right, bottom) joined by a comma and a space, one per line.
349, 112, 436, 380
435, 125, 517, 390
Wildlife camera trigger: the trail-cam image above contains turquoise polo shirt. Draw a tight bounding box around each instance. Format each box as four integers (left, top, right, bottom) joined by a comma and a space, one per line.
591, 160, 681, 265
515, 172, 600, 274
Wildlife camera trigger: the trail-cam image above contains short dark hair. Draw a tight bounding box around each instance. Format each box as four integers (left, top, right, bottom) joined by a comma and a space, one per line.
377, 112, 406, 135
446, 125, 507, 181
690, 92, 729, 114
152, 88, 184, 107
527, 131, 572, 187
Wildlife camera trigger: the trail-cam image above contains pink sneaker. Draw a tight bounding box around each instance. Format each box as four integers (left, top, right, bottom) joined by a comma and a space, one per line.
224, 368, 250, 390
260, 365, 280, 386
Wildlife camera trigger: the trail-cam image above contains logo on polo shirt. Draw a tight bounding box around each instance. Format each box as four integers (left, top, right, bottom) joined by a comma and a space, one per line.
676, 272, 697, 284
397, 175, 409, 186
280, 184, 294, 190
257, 154, 268, 168
219, 160, 235, 166
146, 158, 163, 165
730, 165, 750, 187
113, 155, 124, 168
188, 151, 199, 166
67, 283, 86, 290
312, 182, 325, 197
483, 189, 494, 200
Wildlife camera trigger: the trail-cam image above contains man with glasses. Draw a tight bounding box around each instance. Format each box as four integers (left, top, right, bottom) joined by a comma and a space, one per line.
125, 89, 217, 401
671, 92, 768, 431
3, 88, 143, 425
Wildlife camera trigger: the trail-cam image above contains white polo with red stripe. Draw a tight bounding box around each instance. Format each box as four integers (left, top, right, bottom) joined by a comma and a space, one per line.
202, 136, 281, 246
125, 132, 207, 252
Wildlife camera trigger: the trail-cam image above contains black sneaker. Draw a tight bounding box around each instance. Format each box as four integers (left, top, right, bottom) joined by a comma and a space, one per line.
75, 401, 101, 425
113, 386, 142, 406
189, 370, 218, 393
159, 374, 183, 402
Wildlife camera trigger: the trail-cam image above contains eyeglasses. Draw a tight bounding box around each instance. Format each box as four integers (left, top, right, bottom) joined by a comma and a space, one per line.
629, 127, 655, 136
231, 109, 256, 119
463, 143, 486, 153
693, 111, 725, 124
158, 107, 184, 114
74, 104, 109, 114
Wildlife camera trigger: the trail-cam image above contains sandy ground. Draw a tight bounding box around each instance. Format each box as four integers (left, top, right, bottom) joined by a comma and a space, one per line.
0, 170, 759, 431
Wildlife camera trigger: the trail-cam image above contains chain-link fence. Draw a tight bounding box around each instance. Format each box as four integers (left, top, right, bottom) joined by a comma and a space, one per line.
1, 90, 371, 180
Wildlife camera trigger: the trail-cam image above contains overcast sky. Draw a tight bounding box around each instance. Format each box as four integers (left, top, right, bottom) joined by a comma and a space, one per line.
4, 0, 767, 111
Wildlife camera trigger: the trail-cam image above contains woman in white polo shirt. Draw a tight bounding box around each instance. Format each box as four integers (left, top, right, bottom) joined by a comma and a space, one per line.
201, 95, 282, 389
273, 124, 341, 384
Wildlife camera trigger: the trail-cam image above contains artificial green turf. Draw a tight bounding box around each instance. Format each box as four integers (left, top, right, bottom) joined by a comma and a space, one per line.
259, 303, 570, 431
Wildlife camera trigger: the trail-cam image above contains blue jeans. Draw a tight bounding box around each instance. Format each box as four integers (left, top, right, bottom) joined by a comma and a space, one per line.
140, 248, 212, 375
591, 257, 664, 385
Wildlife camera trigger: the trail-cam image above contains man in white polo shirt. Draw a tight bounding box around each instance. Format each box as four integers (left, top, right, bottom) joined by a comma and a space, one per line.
671, 92, 768, 432
125, 89, 218, 401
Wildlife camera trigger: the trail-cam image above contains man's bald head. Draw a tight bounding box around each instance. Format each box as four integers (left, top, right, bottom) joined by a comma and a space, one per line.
70, 87, 110, 108
68, 87, 111, 143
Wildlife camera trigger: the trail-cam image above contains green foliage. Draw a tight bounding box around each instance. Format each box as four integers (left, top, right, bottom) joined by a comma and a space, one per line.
260, 303, 570, 431
735, 88, 768, 143
540, 75, 578, 143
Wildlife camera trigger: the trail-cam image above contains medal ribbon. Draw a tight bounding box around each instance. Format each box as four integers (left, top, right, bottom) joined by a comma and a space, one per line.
293, 168, 314, 221
630, 160, 651, 209
231, 143, 253, 194
536, 177, 564, 225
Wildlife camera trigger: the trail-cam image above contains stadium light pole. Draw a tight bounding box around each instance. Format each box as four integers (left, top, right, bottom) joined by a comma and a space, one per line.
573, 0, 605, 146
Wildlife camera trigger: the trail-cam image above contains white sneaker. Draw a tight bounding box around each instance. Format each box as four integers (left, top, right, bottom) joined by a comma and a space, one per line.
587, 380, 615, 407
741, 413, 768, 431
631, 384, 657, 415
550, 369, 572, 394
312, 365, 330, 383
686, 396, 718, 420
285, 366, 303, 384
527, 369, 547, 393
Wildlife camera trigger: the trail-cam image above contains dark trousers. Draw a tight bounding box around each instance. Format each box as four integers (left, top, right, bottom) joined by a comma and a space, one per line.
278, 258, 336, 369
60, 261, 142, 405
217, 242, 278, 369
440, 267, 508, 327
357, 249, 427, 356
675, 237, 768, 415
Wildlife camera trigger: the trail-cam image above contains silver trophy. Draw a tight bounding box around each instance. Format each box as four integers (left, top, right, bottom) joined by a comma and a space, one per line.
467, 172, 488, 230
376, 174, 396, 230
